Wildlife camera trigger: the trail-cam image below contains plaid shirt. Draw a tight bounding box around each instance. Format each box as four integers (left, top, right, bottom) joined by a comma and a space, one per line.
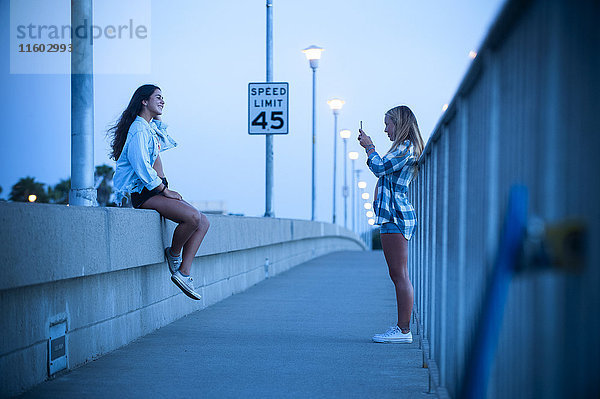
366, 140, 418, 240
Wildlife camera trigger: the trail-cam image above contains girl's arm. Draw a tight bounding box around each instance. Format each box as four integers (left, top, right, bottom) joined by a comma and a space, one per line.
150, 154, 182, 200
366, 146, 412, 177
127, 131, 162, 191
152, 154, 165, 178
358, 129, 412, 177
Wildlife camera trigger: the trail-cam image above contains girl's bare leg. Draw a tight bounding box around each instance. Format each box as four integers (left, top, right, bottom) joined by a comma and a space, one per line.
141, 196, 210, 275
380, 233, 413, 333
178, 200, 209, 274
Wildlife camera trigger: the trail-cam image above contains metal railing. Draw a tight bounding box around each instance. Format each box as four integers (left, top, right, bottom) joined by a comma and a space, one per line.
408, 0, 599, 397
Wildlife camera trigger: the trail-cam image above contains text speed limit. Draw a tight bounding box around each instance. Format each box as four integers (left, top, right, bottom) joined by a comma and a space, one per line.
248, 82, 289, 134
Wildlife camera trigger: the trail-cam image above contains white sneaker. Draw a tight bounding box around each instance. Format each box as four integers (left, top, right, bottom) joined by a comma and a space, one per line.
171, 271, 201, 300
165, 247, 182, 274
372, 326, 413, 343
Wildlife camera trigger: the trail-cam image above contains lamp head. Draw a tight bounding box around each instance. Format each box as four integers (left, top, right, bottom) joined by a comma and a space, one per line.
348, 151, 359, 160
340, 129, 351, 139
327, 98, 345, 114
302, 45, 324, 69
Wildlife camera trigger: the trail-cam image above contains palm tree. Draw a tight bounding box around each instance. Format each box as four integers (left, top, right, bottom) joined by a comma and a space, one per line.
95, 164, 115, 206
48, 178, 71, 204
10, 177, 49, 203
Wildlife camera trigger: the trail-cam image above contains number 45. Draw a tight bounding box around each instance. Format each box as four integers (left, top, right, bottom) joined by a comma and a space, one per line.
252, 111, 284, 129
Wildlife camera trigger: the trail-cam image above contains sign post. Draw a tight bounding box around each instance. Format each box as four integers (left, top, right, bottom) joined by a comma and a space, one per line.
248, 82, 289, 135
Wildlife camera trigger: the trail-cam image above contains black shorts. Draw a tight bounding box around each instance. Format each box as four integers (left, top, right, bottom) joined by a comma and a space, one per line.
131, 177, 168, 209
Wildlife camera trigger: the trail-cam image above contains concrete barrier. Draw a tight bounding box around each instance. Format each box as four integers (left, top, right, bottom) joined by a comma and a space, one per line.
0, 202, 365, 397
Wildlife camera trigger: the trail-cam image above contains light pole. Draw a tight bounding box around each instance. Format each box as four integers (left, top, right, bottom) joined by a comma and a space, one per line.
264, 0, 274, 217
362, 191, 371, 244
327, 98, 344, 224
70, 0, 96, 206
302, 45, 324, 221
340, 129, 351, 228
349, 151, 359, 231
356, 175, 365, 236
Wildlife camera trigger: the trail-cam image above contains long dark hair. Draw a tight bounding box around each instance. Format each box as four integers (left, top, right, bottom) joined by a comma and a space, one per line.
108, 84, 160, 161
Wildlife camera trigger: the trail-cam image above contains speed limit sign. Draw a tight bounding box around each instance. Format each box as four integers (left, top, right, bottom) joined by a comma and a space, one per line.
248, 82, 289, 134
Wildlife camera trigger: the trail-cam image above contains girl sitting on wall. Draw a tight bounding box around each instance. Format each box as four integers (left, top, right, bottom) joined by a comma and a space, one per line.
109, 84, 209, 300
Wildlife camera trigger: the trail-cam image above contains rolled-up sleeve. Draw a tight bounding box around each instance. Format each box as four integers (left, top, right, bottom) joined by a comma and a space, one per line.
127, 130, 162, 191
367, 146, 412, 177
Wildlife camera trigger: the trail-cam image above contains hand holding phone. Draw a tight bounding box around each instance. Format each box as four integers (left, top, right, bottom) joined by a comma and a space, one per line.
358, 121, 374, 149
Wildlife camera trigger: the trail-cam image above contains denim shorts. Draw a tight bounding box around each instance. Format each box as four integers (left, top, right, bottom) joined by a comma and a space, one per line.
131, 177, 168, 209
380, 222, 402, 234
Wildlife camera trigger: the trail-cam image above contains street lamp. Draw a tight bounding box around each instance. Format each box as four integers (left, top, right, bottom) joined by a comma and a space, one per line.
340, 129, 351, 228
28, 194, 37, 203
356, 177, 366, 240
349, 151, 359, 231
302, 45, 324, 221
357, 181, 369, 245
327, 98, 344, 224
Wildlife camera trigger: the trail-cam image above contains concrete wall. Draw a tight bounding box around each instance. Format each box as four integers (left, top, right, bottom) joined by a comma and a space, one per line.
0, 203, 365, 397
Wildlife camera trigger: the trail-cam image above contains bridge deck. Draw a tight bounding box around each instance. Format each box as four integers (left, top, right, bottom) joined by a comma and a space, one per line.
20, 251, 430, 398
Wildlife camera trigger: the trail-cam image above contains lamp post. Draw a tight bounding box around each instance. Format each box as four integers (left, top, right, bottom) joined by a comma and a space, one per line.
264, 0, 274, 217
349, 151, 359, 231
359, 181, 368, 243
355, 174, 364, 235
70, 0, 96, 206
302, 45, 324, 221
340, 129, 351, 228
327, 98, 344, 224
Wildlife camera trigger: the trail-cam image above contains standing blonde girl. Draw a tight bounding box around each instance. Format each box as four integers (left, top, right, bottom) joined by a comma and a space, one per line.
358, 105, 424, 343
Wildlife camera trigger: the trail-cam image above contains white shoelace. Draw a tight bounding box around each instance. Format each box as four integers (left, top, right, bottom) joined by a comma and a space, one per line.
185, 276, 194, 289
381, 326, 400, 336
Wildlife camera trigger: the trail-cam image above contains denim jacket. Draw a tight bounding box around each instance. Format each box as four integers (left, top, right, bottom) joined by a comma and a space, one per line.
113, 116, 177, 205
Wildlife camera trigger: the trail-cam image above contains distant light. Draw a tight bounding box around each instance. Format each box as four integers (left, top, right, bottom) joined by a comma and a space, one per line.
357, 181, 367, 189
348, 151, 359, 160
469, 50, 477, 59
302, 45, 324, 61
340, 129, 351, 139
364, 203, 372, 210
366, 211, 374, 218
28, 194, 37, 202
361, 192, 369, 200
368, 219, 375, 225
327, 98, 345, 111
442, 104, 449, 112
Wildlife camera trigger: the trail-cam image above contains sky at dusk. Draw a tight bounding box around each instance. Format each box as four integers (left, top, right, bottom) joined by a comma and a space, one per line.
1, 0, 505, 223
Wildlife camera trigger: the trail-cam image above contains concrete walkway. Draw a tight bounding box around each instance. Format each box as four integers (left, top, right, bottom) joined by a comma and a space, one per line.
20, 251, 431, 398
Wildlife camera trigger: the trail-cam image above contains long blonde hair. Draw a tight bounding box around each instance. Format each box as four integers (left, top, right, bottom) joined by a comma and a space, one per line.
385, 105, 424, 158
